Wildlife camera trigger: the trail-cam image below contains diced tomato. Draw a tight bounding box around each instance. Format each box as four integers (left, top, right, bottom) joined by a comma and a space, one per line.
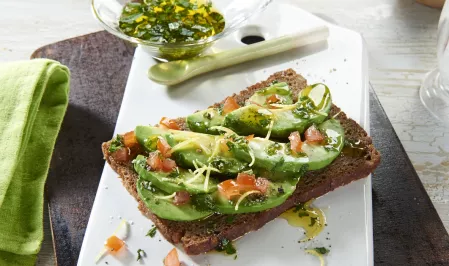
105, 235, 125, 254
218, 179, 241, 200
255, 177, 270, 194
160, 117, 180, 130
123, 131, 139, 149
236, 173, 257, 192
112, 147, 130, 162
162, 158, 177, 172
288, 131, 303, 153
305, 125, 325, 144
164, 248, 180, 266
147, 152, 176, 172
266, 94, 280, 104
173, 191, 191, 206
157, 137, 172, 157
222, 97, 240, 114
245, 134, 254, 141
147, 152, 163, 170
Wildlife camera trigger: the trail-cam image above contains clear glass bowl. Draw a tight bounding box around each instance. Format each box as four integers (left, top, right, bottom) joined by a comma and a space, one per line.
92, 0, 272, 60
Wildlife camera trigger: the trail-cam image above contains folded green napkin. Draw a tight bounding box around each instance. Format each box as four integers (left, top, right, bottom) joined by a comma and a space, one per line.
0, 59, 70, 265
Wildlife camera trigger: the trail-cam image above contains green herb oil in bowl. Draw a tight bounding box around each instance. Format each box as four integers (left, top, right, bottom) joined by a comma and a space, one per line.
118, 0, 225, 60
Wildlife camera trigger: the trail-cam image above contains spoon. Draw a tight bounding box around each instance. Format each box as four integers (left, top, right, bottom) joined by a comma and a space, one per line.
148, 25, 329, 86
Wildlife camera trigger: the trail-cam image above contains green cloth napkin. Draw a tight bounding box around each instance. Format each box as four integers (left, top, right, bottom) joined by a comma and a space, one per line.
0, 59, 70, 265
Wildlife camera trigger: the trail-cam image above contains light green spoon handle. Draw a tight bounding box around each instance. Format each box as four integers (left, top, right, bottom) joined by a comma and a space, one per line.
149, 26, 329, 86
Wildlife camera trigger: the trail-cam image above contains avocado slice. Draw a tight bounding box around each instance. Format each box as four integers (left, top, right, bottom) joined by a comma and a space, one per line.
246, 82, 293, 106
247, 119, 344, 174
136, 179, 213, 221
197, 176, 300, 214
186, 108, 225, 134
135, 126, 251, 175
223, 83, 332, 138
134, 155, 218, 194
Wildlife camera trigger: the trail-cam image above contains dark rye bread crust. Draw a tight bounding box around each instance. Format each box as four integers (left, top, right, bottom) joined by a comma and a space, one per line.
102, 69, 380, 255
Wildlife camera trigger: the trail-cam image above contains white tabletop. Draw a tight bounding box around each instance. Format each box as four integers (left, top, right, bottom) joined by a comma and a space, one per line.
1, 0, 448, 265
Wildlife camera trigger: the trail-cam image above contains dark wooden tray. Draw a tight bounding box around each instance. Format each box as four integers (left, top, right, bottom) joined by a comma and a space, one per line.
32, 31, 449, 266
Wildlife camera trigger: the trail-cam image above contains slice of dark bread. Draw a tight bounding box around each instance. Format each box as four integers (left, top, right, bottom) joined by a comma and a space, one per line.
102, 69, 380, 255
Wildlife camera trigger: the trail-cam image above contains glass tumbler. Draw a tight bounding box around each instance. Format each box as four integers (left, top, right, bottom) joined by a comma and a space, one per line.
420, 1, 449, 123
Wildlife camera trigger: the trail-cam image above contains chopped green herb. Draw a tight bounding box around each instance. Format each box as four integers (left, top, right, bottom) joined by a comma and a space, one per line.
234, 254, 238, 260
297, 211, 309, 217
136, 249, 146, 261
109, 134, 123, 153
271, 157, 285, 172
314, 247, 330, 255
277, 187, 285, 194
216, 238, 236, 255
309, 217, 317, 227
266, 143, 282, 156
118, 0, 225, 43
167, 167, 180, 178
259, 118, 271, 127
203, 111, 212, 120
294, 203, 305, 212
146, 227, 157, 238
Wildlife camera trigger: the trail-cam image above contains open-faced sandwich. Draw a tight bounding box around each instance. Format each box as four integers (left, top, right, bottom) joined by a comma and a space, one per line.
102, 69, 380, 255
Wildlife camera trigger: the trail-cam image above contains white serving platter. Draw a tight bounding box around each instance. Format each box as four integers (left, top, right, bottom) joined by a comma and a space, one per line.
78, 2, 372, 266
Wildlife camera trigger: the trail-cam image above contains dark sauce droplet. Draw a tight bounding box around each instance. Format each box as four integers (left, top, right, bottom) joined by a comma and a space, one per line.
241, 35, 265, 45
342, 139, 366, 157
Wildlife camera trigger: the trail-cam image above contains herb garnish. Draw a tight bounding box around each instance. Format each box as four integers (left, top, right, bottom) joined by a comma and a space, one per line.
309, 217, 317, 227
119, 0, 225, 43
266, 143, 282, 156
109, 134, 123, 153
216, 238, 236, 255
314, 247, 330, 255
136, 249, 146, 261
297, 211, 309, 217
167, 167, 180, 178
277, 187, 285, 194
146, 226, 157, 238
271, 157, 285, 172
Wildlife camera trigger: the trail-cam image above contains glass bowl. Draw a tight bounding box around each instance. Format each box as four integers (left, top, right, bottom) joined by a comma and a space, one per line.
92, 0, 272, 60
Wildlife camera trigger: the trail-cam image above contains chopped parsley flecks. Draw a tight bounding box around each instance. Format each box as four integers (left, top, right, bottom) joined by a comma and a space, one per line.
216, 238, 236, 255
146, 226, 157, 238
314, 247, 330, 255
109, 134, 123, 153
136, 249, 146, 261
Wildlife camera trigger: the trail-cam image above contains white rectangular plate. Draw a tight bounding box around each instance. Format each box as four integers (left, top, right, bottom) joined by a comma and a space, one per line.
78, 3, 372, 266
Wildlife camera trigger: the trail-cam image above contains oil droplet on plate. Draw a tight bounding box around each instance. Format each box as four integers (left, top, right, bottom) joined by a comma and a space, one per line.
279, 200, 326, 242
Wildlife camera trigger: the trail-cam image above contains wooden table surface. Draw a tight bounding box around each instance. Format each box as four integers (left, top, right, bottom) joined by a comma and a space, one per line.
1, 0, 448, 265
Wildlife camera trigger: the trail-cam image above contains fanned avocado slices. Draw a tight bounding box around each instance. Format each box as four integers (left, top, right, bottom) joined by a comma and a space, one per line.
134, 83, 347, 217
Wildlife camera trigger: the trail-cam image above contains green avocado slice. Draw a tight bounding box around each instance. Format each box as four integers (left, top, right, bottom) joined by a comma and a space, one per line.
186, 108, 225, 134
247, 119, 344, 174
134, 155, 218, 194
136, 179, 213, 221
246, 82, 293, 106
195, 172, 303, 214
223, 83, 332, 138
